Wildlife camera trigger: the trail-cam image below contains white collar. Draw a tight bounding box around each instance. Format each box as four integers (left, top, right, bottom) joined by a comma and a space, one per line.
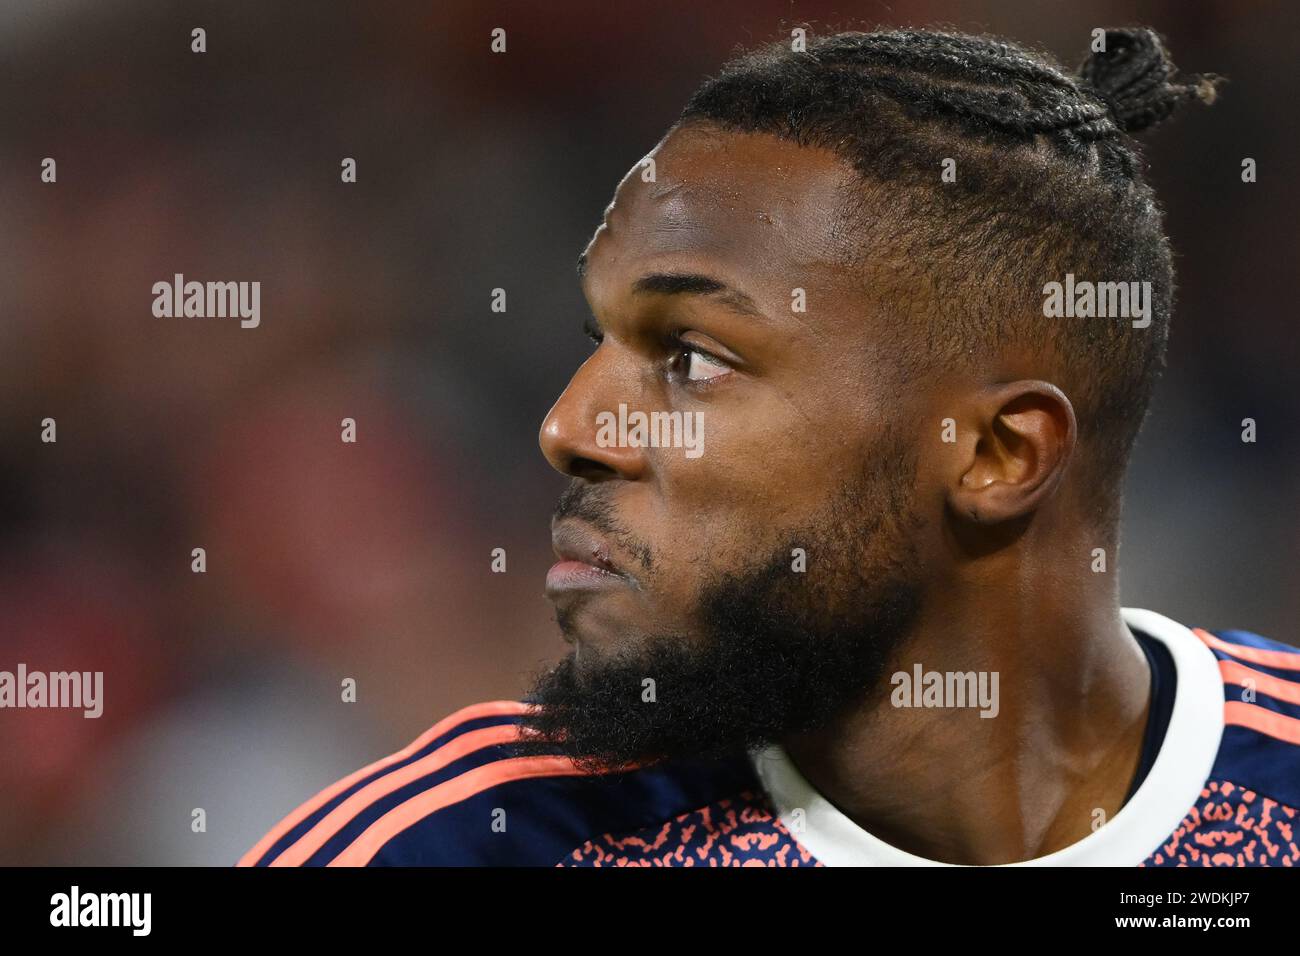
750, 607, 1224, 866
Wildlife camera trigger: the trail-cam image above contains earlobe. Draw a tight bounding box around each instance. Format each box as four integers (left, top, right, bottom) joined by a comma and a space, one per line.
948, 381, 1076, 525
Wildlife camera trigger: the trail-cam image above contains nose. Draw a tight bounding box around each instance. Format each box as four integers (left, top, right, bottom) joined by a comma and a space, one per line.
539, 350, 647, 482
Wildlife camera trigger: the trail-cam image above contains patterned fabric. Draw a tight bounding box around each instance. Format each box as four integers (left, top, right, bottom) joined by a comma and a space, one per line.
560, 791, 821, 867
1142, 780, 1300, 866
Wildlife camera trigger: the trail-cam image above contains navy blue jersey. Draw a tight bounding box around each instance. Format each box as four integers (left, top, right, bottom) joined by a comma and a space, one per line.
241, 609, 1300, 866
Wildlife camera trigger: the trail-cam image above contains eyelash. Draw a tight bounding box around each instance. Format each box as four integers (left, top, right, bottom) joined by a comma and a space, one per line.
582, 323, 731, 386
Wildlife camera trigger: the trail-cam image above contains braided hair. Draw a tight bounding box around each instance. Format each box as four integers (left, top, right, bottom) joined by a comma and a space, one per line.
677, 27, 1218, 527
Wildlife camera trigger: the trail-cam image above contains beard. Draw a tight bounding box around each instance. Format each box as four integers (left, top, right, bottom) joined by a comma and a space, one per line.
521, 435, 924, 772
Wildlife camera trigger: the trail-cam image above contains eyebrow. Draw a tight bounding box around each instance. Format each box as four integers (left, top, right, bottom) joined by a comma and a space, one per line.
576, 252, 766, 321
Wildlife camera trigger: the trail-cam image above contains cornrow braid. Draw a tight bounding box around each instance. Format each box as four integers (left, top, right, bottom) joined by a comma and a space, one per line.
675, 26, 1217, 531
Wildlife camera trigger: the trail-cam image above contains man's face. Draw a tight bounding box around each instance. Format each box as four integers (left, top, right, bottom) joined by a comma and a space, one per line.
528, 124, 934, 768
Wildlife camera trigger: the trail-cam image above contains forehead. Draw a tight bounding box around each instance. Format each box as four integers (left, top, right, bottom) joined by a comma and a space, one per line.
581, 125, 862, 294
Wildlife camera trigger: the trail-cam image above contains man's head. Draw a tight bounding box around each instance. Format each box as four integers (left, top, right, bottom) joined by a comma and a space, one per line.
525, 27, 1215, 769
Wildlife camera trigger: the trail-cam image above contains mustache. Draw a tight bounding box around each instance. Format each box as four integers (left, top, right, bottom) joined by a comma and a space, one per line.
552, 481, 654, 573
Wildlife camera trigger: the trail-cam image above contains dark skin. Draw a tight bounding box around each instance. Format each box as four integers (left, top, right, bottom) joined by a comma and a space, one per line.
538, 123, 1152, 866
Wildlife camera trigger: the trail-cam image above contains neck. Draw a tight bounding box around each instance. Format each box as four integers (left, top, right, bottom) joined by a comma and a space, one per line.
782, 539, 1152, 866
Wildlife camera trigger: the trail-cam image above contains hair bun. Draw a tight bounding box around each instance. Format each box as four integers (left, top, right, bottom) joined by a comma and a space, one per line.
1079, 28, 1220, 134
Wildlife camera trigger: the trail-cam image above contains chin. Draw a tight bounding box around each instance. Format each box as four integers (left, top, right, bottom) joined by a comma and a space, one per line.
567, 628, 639, 665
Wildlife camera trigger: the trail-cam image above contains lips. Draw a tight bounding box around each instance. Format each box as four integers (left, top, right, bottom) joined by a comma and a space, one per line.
551, 522, 623, 573
546, 522, 631, 598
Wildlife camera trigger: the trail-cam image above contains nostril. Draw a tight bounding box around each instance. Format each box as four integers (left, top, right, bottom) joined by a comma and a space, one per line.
569, 456, 618, 481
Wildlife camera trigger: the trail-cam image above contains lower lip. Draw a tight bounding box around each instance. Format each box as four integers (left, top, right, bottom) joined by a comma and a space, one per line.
545, 560, 625, 594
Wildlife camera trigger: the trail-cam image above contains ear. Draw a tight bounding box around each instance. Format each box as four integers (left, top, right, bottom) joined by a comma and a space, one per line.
947, 381, 1077, 525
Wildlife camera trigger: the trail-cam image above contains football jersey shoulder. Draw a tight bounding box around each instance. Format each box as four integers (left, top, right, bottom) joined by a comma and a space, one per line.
238, 700, 770, 866
1143, 627, 1300, 866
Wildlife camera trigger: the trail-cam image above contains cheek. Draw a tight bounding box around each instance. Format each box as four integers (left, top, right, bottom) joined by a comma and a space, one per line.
667, 393, 860, 497
636, 407, 853, 573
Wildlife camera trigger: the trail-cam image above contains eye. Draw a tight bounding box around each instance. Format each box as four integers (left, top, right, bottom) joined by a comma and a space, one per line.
674, 342, 730, 383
